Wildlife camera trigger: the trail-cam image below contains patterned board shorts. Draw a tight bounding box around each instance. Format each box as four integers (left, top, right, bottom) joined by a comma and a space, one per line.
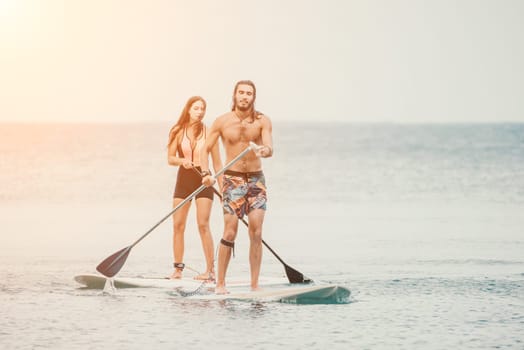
222, 170, 267, 218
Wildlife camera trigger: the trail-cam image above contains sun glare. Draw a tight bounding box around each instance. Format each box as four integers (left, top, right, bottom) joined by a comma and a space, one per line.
0, 0, 48, 50
0, 0, 20, 19
0, 0, 43, 27
0, 0, 27, 36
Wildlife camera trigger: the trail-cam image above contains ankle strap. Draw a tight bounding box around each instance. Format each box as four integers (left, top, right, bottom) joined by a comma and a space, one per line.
173, 262, 185, 270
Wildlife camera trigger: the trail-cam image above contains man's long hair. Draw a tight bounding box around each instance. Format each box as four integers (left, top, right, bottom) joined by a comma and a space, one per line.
231, 80, 262, 120
167, 96, 206, 148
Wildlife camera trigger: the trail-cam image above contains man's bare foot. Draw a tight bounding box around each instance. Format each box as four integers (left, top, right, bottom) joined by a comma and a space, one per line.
194, 271, 215, 282
251, 286, 262, 292
215, 285, 229, 294
169, 270, 182, 279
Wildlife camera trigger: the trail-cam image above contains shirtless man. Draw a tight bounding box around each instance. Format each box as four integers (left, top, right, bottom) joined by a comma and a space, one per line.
200, 80, 273, 294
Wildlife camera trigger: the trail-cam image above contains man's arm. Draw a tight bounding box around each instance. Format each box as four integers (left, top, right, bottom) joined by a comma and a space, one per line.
210, 140, 223, 189
200, 118, 222, 186
259, 115, 273, 158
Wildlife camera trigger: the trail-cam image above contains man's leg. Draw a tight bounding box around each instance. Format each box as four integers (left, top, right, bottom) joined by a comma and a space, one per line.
247, 208, 265, 290
215, 213, 239, 294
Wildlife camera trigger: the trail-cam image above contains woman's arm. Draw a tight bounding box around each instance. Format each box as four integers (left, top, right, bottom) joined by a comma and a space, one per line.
167, 130, 190, 167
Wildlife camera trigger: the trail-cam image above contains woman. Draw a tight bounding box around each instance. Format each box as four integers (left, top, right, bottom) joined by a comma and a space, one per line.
167, 96, 222, 280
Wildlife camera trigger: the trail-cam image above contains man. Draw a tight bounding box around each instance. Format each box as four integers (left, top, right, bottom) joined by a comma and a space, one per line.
200, 80, 273, 294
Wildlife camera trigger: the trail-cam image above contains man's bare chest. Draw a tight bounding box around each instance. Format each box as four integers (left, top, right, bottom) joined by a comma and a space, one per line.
221, 121, 262, 143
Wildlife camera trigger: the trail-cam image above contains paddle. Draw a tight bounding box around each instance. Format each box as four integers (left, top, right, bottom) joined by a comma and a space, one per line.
96, 143, 258, 278
191, 167, 312, 284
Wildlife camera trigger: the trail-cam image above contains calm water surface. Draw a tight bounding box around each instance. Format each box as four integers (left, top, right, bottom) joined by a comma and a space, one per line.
1, 122, 523, 349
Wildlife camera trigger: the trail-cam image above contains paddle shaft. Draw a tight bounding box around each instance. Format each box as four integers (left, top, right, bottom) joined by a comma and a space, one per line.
96, 144, 256, 277
191, 167, 310, 282
129, 144, 256, 249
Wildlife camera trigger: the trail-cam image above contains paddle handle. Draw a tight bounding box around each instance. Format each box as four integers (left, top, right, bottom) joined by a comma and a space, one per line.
129, 143, 257, 248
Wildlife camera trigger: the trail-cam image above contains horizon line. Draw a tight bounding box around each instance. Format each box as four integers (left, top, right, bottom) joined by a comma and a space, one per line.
0, 120, 523, 126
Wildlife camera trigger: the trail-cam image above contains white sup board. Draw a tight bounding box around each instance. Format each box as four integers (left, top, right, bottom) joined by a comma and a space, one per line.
74, 274, 350, 304
74, 274, 287, 290
182, 284, 351, 304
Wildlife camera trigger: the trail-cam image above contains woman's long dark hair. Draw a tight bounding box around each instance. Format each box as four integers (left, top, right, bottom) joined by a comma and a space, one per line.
167, 96, 206, 148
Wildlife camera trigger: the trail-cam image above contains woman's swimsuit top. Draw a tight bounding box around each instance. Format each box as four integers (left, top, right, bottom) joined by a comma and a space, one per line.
177, 126, 207, 164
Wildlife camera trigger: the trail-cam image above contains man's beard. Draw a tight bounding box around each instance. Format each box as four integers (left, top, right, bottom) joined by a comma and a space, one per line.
236, 100, 253, 112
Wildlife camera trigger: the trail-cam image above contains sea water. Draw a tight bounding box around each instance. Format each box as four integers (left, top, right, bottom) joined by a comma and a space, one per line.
1, 122, 523, 349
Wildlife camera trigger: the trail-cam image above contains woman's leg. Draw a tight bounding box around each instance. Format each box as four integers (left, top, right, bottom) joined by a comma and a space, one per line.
194, 197, 215, 280
170, 197, 192, 279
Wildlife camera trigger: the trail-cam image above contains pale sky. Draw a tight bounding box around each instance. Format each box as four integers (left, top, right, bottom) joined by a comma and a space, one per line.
1, 0, 523, 123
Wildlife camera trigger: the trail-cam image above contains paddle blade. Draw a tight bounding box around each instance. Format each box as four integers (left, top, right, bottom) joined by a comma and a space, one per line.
285, 264, 313, 284
96, 246, 132, 278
